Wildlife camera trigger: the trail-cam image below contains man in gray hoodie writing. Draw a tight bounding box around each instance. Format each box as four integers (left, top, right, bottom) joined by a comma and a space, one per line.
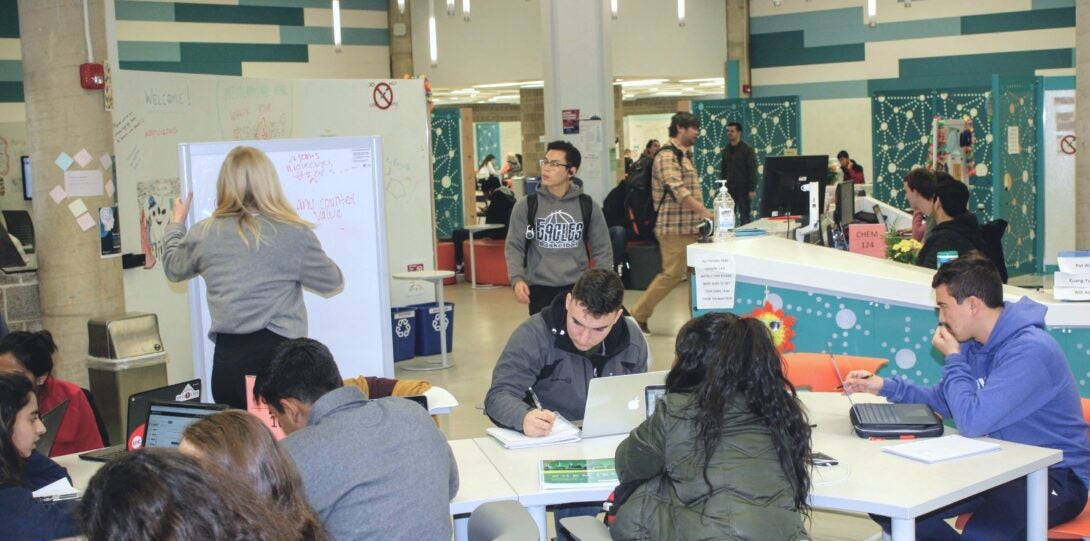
506, 140, 613, 315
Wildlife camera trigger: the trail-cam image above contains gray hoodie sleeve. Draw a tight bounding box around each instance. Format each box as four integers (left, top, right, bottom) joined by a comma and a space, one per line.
504, 197, 530, 286
162, 222, 199, 282
587, 203, 613, 269
298, 228, 344, 296
484, 317, 549, 431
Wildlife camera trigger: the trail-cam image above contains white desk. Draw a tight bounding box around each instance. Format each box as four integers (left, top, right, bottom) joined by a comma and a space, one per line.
473, 435, 625, 540
55, 439, 518, 541
464, 224, 504, 289
392, 270, 456, 371
472, 393, 1061, 541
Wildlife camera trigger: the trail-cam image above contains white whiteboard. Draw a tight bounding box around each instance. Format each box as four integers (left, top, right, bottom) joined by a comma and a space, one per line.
179, 137, 393, 384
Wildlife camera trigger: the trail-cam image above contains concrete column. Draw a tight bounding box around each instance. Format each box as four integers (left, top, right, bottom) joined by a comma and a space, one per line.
18, 0, 123, 386
520, 87, 545, 178
460, 107, 476, 224
540, 0, 614, 202
726, 0, 749, 98
1077, 0, 1089, 249
388, 0, 414, 78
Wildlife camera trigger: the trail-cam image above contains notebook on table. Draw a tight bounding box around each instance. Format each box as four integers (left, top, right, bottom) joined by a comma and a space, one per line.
829, 354, 944, 439
80, 379, 203, 462
882, 435, 1001, 464
580, 371, 668, 438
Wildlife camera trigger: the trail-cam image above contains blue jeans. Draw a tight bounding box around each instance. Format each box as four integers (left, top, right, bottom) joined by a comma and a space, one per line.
871, 467, 1087, 541
553, 502, 602, 541
608, 226, 630, 267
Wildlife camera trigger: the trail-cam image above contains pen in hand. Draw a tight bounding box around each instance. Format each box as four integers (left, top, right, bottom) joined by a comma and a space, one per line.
529, 387, 544, 410
837, 374, 871, 391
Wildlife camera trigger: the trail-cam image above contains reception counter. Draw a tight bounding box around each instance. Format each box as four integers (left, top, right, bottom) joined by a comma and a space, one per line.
687, 233, 1090, 393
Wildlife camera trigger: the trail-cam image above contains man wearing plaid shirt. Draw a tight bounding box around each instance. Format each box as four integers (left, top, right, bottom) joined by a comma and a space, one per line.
630, 112, 714, 335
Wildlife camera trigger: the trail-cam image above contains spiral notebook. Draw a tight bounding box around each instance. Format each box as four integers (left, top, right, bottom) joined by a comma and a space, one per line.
882, 435, 1001, 464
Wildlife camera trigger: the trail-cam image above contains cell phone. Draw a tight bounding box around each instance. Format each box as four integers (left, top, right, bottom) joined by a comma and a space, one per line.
809, 452, 839, 467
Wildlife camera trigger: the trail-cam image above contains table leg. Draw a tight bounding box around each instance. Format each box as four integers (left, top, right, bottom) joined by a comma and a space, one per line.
528, 505, 547, 541
889, 518, 914, 541
453, 515, 469, 541
469, 230, 478, 288
437, 280, 449, 368
1026, 468, 1048, 541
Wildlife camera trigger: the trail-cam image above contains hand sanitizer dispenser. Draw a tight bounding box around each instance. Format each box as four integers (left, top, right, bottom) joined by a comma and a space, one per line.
713, 180, 736, 241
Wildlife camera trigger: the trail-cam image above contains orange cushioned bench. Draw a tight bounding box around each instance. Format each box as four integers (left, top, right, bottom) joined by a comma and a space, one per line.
436, 241, 457, 285
462, 238, 510, 286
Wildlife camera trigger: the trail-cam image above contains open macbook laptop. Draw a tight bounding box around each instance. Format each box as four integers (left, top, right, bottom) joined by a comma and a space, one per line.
829, 354, 943, 438
34, 400, 68, 456
141, 401, 228, 448
80, 379, 203, 462
580, 371, 667, 438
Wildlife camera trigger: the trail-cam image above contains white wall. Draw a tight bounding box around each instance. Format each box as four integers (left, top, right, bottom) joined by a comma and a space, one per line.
411, 0, 726, 88
623, 113, 672, 156
801, 97, 873, 185
1042, 89, 1077, 265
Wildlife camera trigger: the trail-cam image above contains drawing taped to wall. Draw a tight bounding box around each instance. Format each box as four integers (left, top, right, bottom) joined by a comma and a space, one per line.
137, 178, 180, 268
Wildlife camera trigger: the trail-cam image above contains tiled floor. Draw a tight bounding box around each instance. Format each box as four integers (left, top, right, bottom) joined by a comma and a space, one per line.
396, 277, 883, 540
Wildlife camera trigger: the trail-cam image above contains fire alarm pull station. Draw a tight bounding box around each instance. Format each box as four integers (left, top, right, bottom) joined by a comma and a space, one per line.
80, 63, 105, 90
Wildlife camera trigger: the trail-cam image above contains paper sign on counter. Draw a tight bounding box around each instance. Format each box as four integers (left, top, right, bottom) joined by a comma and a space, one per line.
693, 252, 736, 310
1057, 251, 1090, 275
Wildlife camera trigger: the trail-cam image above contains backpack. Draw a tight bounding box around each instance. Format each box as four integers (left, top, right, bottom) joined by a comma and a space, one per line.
523, 192, 594, 267
624, 145, 683, 241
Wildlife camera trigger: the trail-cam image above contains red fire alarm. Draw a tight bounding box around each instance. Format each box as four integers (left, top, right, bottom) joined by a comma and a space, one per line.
79, 63, 105, 90
742, 84, 752, 94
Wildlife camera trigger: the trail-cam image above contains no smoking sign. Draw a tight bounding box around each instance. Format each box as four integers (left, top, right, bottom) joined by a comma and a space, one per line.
1059, 134, 1076, 155
372, 82, 396, 110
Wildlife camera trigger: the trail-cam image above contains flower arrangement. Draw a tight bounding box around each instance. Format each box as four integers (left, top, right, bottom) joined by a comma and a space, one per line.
886, 231, 922, 264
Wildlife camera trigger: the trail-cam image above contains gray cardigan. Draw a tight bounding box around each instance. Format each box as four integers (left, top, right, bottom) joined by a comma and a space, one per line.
162, 216, 343, 338
282, 386, 459, 541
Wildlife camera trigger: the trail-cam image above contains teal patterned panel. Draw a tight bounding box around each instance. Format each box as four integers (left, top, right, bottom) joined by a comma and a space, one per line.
474, 122, 500, 173
431, 108, 463, 239
871, 89, 991, 211
692, 97, 801, 220
693, 280, 1090, 396
991, 76, 1040, 274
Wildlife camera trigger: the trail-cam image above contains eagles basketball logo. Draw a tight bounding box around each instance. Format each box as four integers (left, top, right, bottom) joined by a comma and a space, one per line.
534, 210, 584, 249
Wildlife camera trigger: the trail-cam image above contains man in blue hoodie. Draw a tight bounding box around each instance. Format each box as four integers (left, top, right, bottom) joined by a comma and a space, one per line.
844, 254, 1089, 540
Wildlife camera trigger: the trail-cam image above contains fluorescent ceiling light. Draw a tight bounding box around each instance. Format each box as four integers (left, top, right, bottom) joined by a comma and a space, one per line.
611, 0, 618, 19
463, 0, 471, 21
397, 0, 405, 14
616, 79, 667, 87
447, 0, 455, 15
428, 0, 437, 66
473, 81, 543, 88
489, 95, 519, 101
867, 0, 877, 26
520, 82, 544, 88
332, 0, 342, 51
698, 81, 724, 87
677, 0, 685, 26
451, 88, 480, 94
656, 91, 683, 96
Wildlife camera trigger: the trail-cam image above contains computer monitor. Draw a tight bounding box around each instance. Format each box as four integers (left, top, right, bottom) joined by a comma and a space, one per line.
760, 155, 828, 223
834, 181, 856, 225
20, 156, 31, 200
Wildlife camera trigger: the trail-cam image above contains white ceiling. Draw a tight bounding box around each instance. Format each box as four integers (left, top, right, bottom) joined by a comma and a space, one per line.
431, 77, 727, 105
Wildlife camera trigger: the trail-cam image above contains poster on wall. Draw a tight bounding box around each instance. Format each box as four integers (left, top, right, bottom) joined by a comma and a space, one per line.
99, 206, 121, 258
136, 178, 180, 269
562, 109, 579, 134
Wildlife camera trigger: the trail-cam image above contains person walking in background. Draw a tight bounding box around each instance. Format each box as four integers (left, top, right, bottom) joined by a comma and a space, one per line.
630, 113, 713, 335
162, 146, 344, 409
505, 140, 612, 315
837, 150, 866, 184
500, 152, 522, 182
719, 122, 758, 225
477, 154, 498, 182
450, 176, 516, 273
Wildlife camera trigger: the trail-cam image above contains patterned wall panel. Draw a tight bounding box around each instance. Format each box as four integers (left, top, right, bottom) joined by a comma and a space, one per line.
474, 122, 500, 175
992, 76, 1040, 273
692, 97, 800, 221
696, 280, 1090, 397
871, 89, 993, 212
431, 108, 463, 239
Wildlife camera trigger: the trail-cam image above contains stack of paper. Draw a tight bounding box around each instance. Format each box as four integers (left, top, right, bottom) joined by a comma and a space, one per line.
882, 435, 1001, 464
1054, 251, 1090, 301
32, 478, 77, 502
540, 458, 618, 489
486, 415, 581, 449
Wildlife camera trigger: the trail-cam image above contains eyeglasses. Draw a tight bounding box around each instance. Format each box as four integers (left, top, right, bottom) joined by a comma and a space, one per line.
538, 159, 570, 169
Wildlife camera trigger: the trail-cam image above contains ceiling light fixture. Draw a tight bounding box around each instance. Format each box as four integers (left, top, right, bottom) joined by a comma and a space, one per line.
867, 0, 877, 27
332, 0, 342, 51
473, 80, 544, 88
397, 0, 405, 14
677, 0, 685, 26
616, 79, 668, 87
446, 0, 455, 16
428, 0, 438, 66
462, 0, 471, 21
611, 0, 618, 19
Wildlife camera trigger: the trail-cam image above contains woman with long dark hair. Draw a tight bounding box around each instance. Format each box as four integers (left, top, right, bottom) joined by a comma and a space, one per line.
180, 410, 326, 540
0, 372, 79, 541
610, 313, 812, 540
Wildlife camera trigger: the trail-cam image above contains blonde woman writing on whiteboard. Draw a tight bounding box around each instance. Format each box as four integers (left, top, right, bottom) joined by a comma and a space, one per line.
162, 146, 344, 409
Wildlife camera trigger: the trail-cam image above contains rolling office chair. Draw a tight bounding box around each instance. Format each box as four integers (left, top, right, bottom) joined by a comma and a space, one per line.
782, 353, 888, 392
954, 398, 1090, 538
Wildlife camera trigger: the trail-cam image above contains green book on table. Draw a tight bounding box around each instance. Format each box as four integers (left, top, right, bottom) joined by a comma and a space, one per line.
540, 458, 619, 489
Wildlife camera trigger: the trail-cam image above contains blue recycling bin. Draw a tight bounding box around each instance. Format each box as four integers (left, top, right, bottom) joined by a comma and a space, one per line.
411, 302, 454, 356
524, 176, 540, 195
390, 307, 416, 362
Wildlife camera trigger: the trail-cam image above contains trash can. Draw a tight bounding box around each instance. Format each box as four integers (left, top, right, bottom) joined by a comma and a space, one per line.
411, 302, 454, 356
86, 312, 167, 446
391, 307, 416, 362
524, 176, 540, 195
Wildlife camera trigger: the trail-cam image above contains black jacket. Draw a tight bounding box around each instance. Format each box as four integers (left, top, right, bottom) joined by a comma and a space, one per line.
481, 187, 516, 239
916, 213, 988, 270
602, 179, 630, 229
720, 140, 758, 191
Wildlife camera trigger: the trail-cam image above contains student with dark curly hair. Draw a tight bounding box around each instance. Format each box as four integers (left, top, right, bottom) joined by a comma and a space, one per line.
610, 313, 812, 540
0, 372, 79, 541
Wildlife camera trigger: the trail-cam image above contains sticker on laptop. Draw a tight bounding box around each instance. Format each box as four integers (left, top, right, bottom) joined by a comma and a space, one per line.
175, 384, 199, 401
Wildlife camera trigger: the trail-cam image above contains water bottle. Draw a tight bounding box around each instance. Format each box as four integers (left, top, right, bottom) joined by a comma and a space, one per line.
713, 180, 735, 240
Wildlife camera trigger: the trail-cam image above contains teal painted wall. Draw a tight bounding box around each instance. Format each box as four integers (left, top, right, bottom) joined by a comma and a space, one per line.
431, 108, 463, 239
474, 122, 500, 175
